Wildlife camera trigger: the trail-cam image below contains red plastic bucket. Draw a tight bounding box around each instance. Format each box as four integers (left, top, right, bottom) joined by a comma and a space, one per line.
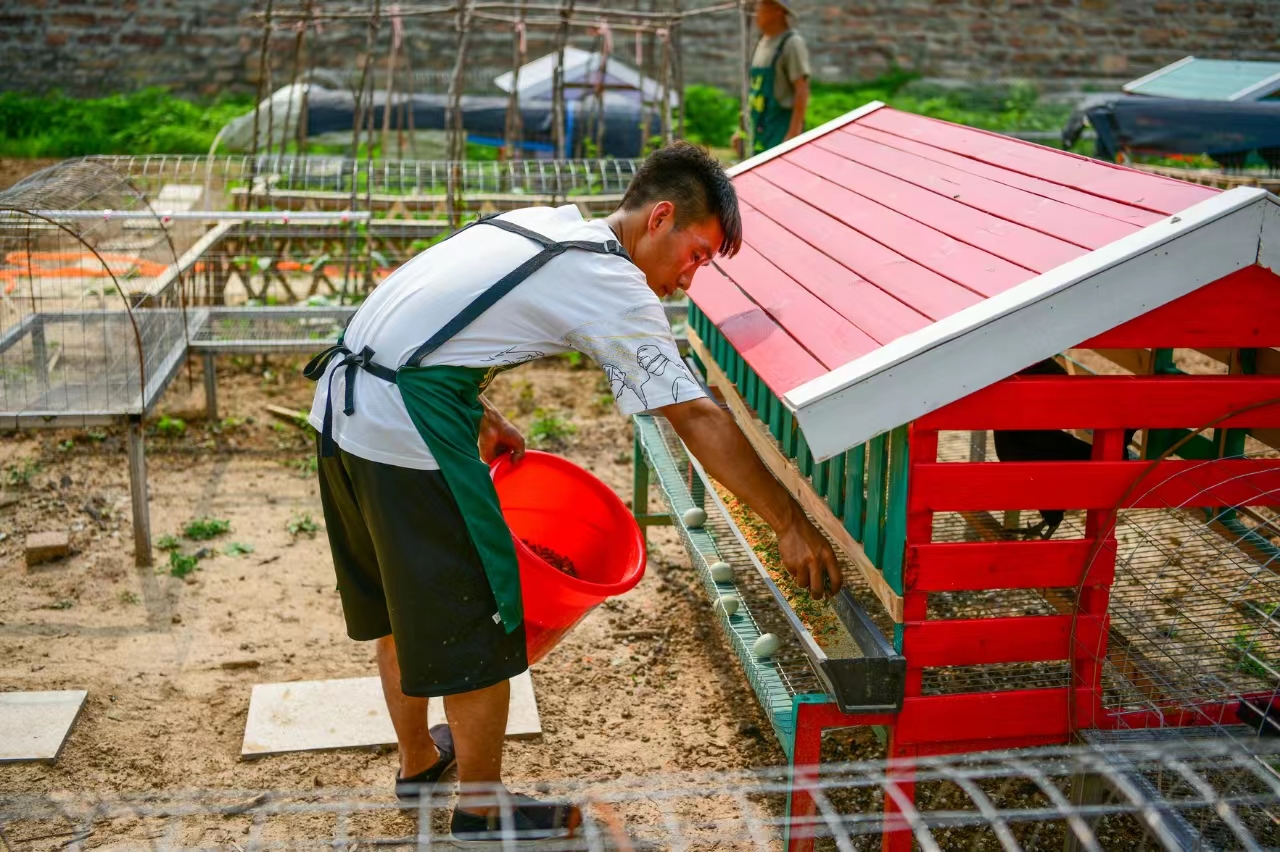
490, 450, 646, 664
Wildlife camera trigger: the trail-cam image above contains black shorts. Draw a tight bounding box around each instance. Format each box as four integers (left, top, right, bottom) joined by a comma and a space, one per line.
316, 442, 528, 697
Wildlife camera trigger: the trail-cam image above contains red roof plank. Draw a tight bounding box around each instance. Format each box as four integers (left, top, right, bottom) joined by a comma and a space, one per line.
714, 242, 880, 369
738, 204, 932, 345
736, 172, 984, 321
755, 159, 1035, 298
850, 126, 1166, 228
789, 144, 1086, 273
820, 129, 1143, 251
858, 109, 1218, 215
689, 266, 827, 396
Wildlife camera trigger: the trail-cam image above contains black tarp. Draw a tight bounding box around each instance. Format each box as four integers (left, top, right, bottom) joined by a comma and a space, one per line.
1064, 95, 1280, 167
303, 87, 656, 158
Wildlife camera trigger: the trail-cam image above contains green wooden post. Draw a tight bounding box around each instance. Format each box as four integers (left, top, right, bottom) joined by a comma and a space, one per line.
863, 434, 887, 568
882, 426, 910, 594
797, 431, 813, 478
781, 410, 797, 459
813, 458, 829, 499
828, 451, 846, 517
633, 430, 649, 544
844, 445, 865, 543
1146, 348, 1180, 459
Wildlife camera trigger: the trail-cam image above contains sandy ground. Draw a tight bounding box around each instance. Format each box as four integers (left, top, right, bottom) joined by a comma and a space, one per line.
0, 354, 879, 847
0, 159, 59, 192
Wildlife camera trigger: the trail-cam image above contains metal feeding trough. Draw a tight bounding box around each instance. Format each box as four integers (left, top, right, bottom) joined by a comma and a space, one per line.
632, 409, 904, 748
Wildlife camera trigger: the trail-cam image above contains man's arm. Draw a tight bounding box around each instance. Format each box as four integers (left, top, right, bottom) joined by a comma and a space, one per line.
660, 396, 841, 598
786, 77, 810, 140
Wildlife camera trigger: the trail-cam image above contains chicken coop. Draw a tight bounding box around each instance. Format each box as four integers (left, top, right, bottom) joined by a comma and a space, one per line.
634, 102, 1280, 850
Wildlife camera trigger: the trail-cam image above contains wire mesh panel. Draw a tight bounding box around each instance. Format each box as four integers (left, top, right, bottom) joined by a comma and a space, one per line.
3, 740, 1277, 850
0, 160, 188, 425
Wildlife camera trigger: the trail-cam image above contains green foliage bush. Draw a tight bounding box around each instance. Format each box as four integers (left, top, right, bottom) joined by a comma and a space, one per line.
0, 88, 253, 158
683, 85, 741, 147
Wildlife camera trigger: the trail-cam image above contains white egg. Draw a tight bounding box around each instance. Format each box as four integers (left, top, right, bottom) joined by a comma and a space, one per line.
709, 561, 734, 583
752, 633, 781, 658
715, 595, 740, 616
682, 507, 707, 529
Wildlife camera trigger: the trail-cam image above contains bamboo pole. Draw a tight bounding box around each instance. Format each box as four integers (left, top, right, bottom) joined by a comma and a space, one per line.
281, 2, 308, 157
248, 0, 274, 210
671, 0, 684, 140
739, 0, 752, 156
503, 0, 527, 163
591, 21, 611, 156
380, 5, 401, 159
657, 20, 672, 145
550, 0, 576, 161
445, 0, 475, 229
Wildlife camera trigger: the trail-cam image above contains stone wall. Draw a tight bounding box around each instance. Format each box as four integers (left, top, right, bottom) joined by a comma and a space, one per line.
3, 1, 1279, 98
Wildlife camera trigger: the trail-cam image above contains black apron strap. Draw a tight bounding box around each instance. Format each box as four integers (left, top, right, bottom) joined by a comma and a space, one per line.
307, 215, 629, 455
771, 30, 795, 67
403, 218, 628, 367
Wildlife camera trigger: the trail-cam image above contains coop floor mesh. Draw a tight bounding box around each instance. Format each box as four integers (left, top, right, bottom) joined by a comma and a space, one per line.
3, 740, 1277, 851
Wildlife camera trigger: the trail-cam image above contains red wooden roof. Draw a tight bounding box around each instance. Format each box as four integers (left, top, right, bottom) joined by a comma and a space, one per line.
692, 105, 1221, 401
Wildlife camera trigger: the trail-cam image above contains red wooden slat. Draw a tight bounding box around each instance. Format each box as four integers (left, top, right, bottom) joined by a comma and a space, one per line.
858, 109, 1218, 215
896, 688, 1071, 744
714, 242, 879, 370
849, 126, 1165, 228
735, 173, 982, 322
907, 540, 1110, 592
918, 375, 1280, 431
1084, 266, 1280, 349
689, 266, 827, 396
789, 144, 1086, 273
739, 203, 931, 345
822, 129, 1143, 250
906, 615, 1075, 667
756, 159, 1035, 298
911, 459, 1280, 512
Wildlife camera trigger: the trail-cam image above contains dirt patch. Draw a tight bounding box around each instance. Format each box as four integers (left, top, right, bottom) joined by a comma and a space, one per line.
0, 353, 880, 843
0, 158, 60, 192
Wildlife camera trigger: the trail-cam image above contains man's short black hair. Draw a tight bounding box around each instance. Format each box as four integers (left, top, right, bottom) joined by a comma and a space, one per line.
619, 142, 743, 258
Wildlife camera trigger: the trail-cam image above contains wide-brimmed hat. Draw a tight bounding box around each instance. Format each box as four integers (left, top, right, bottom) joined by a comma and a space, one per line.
761, 0, 797, 18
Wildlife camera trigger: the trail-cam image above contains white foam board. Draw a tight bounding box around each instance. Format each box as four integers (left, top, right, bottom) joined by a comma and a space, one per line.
241, 671, 540, 758
0, 690, 87, 762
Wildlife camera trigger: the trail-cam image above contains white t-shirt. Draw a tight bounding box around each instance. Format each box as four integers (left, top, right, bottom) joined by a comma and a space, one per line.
308, 206, 704, 470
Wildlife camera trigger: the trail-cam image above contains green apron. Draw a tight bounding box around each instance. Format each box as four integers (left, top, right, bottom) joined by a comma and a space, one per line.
305, 216, 629, 635
750, 31, 796, 155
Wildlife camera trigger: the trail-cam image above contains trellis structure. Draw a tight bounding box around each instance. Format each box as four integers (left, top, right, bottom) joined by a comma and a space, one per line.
247, 0, 755, 226
635, 102, 1280, 850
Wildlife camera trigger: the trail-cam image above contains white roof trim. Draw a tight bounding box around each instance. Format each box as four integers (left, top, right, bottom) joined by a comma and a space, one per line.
783, 187, 1275, 462
726, 101, 885, 177
1231, 69, 1280, 101
1260, 194, 1280, 274
1122, 55, 1196, 94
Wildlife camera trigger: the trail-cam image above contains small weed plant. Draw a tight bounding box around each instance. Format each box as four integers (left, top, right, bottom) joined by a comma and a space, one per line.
183, 517, 230, 540
156, 415, 187, 438
529, 409, 576, 448
288, 513, 320, 538
4, 459, 40, 488
224, 541, 255, 557
169, 550, 200, 578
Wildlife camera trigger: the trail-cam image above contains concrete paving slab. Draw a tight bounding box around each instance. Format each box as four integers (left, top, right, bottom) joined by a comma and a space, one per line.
241, 670, 540, 758
0, 690, 88, 762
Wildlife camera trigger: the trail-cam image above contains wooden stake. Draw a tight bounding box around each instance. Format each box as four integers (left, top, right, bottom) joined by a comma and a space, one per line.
739, 0, 752, 156
446, 0, 475, 229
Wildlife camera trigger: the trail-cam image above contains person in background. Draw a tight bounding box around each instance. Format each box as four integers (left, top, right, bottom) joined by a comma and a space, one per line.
745, 0, 812, 155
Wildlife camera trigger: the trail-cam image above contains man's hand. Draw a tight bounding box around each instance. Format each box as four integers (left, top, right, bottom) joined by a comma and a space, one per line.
775, 508, 842, 599
663, 397, 843, 599
478, 398, 525, 463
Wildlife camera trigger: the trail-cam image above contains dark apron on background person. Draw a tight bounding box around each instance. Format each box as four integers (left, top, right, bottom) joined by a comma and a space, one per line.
305, 217, 628, 635
750, 31, 796, 155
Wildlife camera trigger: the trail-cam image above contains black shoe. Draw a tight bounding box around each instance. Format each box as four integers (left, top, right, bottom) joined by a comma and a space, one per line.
449, 794, 582, 848
394, 724, 456, 802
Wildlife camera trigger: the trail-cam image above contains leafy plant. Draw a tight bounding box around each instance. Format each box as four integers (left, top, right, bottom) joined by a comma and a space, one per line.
118, 590, 140, 605
86, 430, 107, 443
224, 541, 256, 557
58, 439, 75, 453
183, 516, 230, 540
156, 534, 181, 551
4, 459, 40, 488
684, 84, 741, 147
156, 415, 187, 438
287, 512, 320, 538
1232, 630, 1273, 679
515, 381, 536, 416
169, 550, 200, 578
529, 409, 576, 448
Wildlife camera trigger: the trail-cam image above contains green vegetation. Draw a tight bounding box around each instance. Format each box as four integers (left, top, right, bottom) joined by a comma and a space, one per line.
168, 550, 200, 578
118, 590, 140, 606
4, 459, 40, 488
224, 541, 256, 557
1232, 629, 1273, 679
156, 534, 182, 552
287, 512, 320, 538
528, 409, 576, 449
0, 88, 253, 157
155, 415, 187, 439
182, 516, 231, 541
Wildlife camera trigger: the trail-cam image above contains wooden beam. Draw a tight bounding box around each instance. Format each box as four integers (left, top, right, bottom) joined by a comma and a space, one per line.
689, 328, 904, 622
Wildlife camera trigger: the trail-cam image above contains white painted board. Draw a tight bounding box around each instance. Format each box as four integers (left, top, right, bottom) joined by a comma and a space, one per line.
0, 690, 87, 763
241, 671, 540, 758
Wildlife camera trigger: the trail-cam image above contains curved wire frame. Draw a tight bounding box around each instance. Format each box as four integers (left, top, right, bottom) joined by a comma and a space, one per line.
0, 159, 189, 421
